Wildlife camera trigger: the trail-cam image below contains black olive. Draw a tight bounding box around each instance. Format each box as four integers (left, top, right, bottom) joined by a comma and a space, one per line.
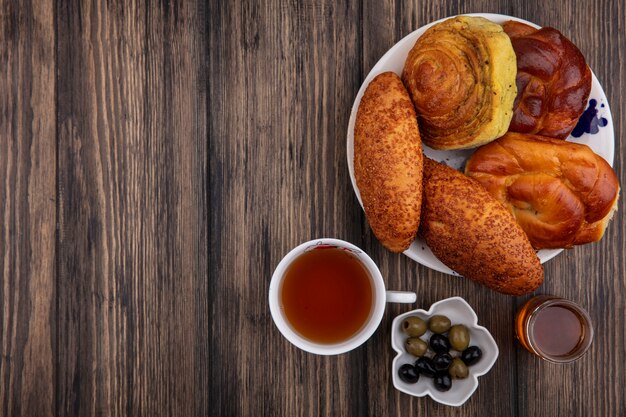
430, 334, 451, 354
398, 364, 419, 384
414, 357, 437, 378
433, 352, 453, 371
433, 371, 452, 392
461, 346, 483, 366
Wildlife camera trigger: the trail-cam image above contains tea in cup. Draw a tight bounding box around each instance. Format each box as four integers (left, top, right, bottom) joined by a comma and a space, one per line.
269, 238, 416, 355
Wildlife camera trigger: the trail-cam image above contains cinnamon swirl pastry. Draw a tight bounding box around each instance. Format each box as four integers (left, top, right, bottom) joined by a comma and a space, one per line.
402, 16, 517, 150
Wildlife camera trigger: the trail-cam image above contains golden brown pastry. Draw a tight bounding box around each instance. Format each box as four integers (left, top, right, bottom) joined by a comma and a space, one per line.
402, 16, 517, 150
354, 72, 423, 252
465, 132, 619, 249
503, 21, 592, 138
420, 158, 543, 296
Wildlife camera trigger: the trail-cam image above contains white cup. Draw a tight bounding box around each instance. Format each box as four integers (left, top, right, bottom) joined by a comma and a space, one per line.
269, 238, 416, 355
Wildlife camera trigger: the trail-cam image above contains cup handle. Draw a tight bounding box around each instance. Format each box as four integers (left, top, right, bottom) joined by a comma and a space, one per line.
386, 291, 416, 303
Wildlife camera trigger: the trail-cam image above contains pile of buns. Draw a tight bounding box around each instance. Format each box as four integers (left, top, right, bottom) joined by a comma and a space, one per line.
354, 16, 619, 296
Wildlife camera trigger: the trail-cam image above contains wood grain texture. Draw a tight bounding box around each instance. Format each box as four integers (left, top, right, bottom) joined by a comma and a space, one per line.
0, 1, 56, 416
0, 0, 624, 416
55, 1, 208, 416
209, 1, 367, 415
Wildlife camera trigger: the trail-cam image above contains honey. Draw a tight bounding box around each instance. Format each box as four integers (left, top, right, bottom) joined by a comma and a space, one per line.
515, 296, 593, 363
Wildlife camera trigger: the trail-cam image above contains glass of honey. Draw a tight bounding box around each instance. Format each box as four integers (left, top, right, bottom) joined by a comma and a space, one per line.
515, 296, 593, 363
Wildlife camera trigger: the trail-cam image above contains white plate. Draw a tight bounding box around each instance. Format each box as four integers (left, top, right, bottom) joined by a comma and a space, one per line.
391, 297, 499, 406
346, 13, 615, 276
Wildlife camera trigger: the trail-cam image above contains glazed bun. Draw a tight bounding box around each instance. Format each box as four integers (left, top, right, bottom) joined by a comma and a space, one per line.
402, 16, 517, 150
354, 72, 423, 253
465, 132, 619, 249
420, 158, 543, 296
503, 21, 592, 138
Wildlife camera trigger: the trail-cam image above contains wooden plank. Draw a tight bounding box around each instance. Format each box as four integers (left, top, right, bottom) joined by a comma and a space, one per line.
0, 1, 56, 416
55, 1, 208, 415
208, 1, 367, 416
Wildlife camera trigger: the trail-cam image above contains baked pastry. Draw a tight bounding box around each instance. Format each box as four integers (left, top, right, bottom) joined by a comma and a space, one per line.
503, 21, 592, 138
465, 132, 619, 249
402, 16, 517, 150
420, 158, 543, 296
354, 72, 423, 252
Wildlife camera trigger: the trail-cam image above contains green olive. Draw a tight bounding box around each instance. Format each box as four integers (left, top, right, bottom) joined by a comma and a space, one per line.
405, 337, 428, 357
448, 357, 469, 379
448, 325, 470, 351
428, 315, 451, 334
401, 316, 427, 337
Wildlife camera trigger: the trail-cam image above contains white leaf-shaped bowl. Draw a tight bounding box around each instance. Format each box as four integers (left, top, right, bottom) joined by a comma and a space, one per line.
391, 297, 499, 406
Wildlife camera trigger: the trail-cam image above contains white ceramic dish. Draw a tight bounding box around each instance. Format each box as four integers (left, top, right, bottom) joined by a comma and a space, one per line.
346, 13, 615, 276
391, 297, 498, 407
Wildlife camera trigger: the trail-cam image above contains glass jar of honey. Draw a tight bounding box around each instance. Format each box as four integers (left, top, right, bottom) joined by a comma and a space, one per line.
515, 296, 593, 363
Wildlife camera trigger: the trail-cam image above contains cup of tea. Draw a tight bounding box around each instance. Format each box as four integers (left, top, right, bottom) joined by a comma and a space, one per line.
269, 238, 416, 355
515, 295, 594, 363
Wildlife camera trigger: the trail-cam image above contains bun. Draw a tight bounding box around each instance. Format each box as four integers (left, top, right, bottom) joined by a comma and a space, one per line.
402, 16, 517, 150
503, 21, 592, 138
465, 132, 619, 249
420, 158, 543, 295
354, 72, 423, 253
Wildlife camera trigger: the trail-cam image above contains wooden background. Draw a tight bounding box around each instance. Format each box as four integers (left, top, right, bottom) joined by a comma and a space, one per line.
1, 0, 624, 416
